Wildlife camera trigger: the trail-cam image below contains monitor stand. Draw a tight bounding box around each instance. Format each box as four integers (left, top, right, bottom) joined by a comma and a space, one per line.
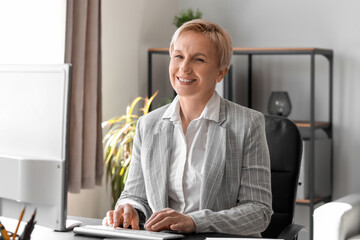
55, 219, 82, 232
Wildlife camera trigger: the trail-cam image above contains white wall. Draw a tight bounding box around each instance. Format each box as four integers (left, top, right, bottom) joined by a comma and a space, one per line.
101, 0, 178, 121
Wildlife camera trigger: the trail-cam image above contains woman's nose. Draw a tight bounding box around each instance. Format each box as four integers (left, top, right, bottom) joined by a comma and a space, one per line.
179, 59, 191, 73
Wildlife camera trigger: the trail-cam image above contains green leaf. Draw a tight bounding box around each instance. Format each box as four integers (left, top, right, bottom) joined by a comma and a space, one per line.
127, 97, 142, 120
143, 90, 159, 115
123, 166, 130, 185
173, 8, 203, 28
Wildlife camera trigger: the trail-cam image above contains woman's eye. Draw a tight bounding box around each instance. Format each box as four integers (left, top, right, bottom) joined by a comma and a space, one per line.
174, 55, 183, 59
195, 58, 205, 62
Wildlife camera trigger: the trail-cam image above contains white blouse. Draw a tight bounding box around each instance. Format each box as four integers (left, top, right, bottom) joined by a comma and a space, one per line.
162, 92, 220, 213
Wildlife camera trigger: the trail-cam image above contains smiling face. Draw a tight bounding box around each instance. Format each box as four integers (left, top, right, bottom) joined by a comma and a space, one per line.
169, 31, 227, 103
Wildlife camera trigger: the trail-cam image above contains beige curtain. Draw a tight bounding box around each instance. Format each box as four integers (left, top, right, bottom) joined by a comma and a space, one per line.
65, 0, 103, 193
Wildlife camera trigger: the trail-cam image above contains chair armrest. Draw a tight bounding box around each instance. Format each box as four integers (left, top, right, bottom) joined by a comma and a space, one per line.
314, 193, 360, 240
277, 223, 307, 240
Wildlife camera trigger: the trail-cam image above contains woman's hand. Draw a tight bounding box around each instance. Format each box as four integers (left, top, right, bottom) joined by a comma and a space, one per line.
102, 203, 140, 230
144, 208, 195, 233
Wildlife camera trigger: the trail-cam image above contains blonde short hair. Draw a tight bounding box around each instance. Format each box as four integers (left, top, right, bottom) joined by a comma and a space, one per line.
169, 19, 233, 69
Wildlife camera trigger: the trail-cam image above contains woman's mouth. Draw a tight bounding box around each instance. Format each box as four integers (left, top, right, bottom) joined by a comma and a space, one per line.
177, 77, 195, 83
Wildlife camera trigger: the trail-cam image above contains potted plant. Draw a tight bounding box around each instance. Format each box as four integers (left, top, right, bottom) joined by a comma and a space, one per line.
102, 91, 158, 208
173, 8, 203, 28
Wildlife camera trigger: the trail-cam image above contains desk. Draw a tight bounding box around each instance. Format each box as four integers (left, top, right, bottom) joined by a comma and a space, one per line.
1, 215, 253, 239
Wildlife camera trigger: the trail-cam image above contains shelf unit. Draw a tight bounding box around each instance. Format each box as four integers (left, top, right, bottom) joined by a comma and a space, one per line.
231, 48, 333, 240
148, 47, 333, 240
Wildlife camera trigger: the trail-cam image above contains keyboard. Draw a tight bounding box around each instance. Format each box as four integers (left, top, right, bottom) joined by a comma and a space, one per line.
73, 225, 185, 240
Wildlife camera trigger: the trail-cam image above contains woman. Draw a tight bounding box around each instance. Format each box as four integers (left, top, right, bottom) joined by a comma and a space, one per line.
103, 19, 273, 237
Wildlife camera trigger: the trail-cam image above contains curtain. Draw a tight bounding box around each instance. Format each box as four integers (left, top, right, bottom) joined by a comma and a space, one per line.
65, 0, 103, 193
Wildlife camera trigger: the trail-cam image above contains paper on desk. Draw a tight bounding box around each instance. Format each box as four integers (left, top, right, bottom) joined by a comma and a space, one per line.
205, 238, 282, 240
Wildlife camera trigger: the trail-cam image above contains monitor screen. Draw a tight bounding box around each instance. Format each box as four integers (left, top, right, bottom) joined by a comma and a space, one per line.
0, 64, 71, 231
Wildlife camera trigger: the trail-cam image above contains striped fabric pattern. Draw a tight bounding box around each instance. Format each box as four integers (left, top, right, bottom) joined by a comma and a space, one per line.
117, 98, 273, 237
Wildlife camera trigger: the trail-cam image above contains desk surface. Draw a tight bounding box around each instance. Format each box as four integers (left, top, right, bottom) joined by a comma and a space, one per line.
1, 215, 252, 240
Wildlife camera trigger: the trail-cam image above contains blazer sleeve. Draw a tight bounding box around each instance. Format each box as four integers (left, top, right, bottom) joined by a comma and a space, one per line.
115, 118, 153, 220
188, 113, 273, 236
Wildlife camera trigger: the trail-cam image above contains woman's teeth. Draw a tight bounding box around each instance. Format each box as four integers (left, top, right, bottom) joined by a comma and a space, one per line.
179, 78, 195, 83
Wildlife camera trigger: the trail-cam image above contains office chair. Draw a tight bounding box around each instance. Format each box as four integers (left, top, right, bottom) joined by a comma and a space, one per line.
261, 115, 306, 240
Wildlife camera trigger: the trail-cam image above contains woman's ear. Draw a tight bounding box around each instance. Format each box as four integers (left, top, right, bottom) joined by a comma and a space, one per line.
216, 68, 228, 83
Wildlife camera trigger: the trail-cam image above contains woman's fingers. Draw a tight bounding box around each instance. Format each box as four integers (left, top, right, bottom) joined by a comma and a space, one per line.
145, 208, 172, 230
103, 203, 140, 229
123, 204, 140, 229
145, 208, 195, 233
102, 216, 109, 226
113, 208, 124, 228
104, 210, 114, 226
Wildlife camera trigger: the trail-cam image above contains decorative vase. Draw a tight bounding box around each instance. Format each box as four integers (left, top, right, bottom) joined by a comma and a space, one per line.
268, 91, 292, 117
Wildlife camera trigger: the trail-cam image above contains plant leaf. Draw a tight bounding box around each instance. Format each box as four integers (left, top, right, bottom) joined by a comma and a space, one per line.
143, 90, 159, 115
128, 97, 143, 118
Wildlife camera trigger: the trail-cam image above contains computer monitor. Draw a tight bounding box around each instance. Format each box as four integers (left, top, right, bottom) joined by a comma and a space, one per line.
0, 64, 71, 231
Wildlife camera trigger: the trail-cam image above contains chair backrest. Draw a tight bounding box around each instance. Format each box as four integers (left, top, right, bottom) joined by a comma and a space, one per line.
261, 115, 303, 238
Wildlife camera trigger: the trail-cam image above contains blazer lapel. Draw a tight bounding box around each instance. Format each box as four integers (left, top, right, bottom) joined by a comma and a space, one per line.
147, 119, 173, 211
200, 100, 227, 210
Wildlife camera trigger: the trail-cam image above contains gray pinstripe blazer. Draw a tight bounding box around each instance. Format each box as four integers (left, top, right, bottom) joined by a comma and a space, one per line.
117, 97, 273, 237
